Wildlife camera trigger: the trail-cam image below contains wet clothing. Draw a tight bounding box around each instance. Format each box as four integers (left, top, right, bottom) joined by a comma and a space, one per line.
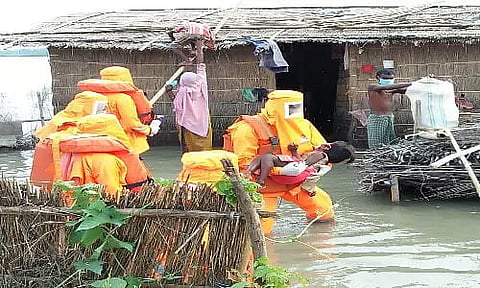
367, 114, 395, 148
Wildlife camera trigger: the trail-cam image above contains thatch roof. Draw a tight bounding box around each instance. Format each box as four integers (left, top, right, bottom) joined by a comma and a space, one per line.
2, 4, 480, 50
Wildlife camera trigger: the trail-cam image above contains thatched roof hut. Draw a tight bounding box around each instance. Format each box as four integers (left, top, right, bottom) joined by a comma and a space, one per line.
2, 4, 480, 147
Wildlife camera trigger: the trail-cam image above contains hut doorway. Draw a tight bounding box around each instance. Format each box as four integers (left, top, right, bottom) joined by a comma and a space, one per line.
276, 43, 342, 138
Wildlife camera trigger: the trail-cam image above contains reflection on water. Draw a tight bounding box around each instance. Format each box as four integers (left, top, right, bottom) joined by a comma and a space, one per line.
0, 149, 34, 179
2, 146, 480, 287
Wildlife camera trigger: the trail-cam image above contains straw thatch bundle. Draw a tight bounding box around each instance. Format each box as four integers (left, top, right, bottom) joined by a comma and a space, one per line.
0, 178, 249, 287
358, 119, 480, 201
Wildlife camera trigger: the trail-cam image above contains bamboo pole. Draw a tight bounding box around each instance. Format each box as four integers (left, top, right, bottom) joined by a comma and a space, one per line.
220, 158, 267, 260
149, 66, 185, 105
37, 92, 46, 127
444, 129, 480, 197
430, 144, 480, 168
413, 100, 421, 136
390, 175, 400, 203
0, 206, 276, 219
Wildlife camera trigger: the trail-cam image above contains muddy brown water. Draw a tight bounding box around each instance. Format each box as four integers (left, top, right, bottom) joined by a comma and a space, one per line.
2, 146, 480, 288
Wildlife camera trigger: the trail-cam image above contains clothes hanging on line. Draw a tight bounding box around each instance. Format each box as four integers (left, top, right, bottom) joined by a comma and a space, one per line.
242, 35, 289, 73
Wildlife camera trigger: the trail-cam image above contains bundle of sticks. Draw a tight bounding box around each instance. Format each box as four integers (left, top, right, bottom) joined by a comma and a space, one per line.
358, 121, 480, 200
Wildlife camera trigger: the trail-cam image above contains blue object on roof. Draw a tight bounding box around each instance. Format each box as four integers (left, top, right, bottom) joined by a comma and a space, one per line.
0, 47, 49, 57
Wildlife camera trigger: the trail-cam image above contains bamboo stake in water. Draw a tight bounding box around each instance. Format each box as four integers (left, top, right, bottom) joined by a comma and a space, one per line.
444, 129, 480, 197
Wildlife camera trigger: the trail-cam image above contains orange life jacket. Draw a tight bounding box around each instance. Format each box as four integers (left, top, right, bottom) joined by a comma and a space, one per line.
78, 79, 154, 124
124, 90, 154, 124
223, 115, 280, 156
177, 150, 239, 184
30, 135, 152, 192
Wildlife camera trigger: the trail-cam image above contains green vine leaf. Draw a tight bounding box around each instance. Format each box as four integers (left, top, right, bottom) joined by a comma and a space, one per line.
71, 195, 92, 211
288, 236, 299, 242
57, 182, 138, 284
92, 241, 107, 260
70, 226, 104, 246
65, 217, 83, 227
53, 180, 75, 192
74, 259, 104, 275
123, 276, 142, 288
254, 256, 269, 267
86, 198, 107, 213
90, 277, 127, 288
76, 206, 129, 231
104, 235, 135, 252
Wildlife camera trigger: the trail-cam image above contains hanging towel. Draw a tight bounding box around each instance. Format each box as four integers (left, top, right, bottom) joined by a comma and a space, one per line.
242, 36, 289, 73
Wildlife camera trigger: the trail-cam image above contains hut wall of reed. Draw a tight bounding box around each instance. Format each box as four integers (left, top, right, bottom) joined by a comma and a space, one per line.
333, 51, 351, 142
49, 46, 276, 147
347, 43, 480, 148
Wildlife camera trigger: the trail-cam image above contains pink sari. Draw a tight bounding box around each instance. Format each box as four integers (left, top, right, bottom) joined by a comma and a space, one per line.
173, 63, 209, 137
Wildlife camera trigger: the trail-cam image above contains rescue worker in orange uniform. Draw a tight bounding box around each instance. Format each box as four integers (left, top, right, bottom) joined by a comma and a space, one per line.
77, 66, 161, 154
225, 90, 335, 235
31, 89, 153, 200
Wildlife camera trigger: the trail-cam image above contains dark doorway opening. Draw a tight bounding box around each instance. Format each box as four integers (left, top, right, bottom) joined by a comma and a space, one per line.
276, 43, 342, 139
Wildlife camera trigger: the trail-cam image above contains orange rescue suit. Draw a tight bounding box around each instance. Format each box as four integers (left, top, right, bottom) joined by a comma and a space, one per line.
226, 90, 334, 235
78, 66, 152, 154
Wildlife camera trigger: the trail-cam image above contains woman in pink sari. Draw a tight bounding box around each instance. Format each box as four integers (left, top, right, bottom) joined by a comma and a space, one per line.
166, 39, 212, 153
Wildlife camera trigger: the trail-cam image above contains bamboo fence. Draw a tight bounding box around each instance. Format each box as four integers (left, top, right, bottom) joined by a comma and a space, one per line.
0, 178, 251, 287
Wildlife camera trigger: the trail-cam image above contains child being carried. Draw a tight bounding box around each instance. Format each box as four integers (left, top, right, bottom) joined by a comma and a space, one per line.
245, 141, 355, 195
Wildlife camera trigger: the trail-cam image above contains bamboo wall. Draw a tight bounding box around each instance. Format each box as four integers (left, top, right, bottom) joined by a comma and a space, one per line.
332, 47, 351, 142
49, 47, 275, 147
347, 43, 480, 148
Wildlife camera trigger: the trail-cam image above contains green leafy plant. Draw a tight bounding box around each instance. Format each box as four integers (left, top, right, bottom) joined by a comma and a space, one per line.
215, 175, 263, 207
55, 181, 141, 288
253, 257, 307, 288
155, 177, 174, 187
229, 257, 307, 288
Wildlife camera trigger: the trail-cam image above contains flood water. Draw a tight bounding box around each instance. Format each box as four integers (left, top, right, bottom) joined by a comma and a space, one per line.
3, 146, 480, 288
